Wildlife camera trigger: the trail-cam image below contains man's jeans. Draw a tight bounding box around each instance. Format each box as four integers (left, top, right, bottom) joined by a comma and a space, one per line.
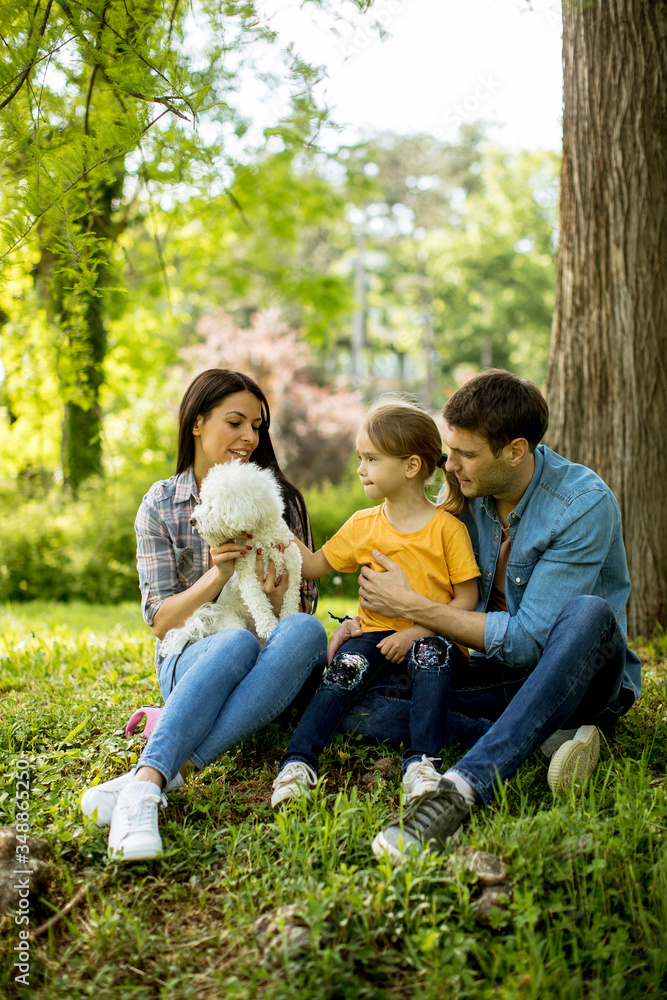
138, 613, 327, 786
339, 596, 630, 804
281, 632, 467, 774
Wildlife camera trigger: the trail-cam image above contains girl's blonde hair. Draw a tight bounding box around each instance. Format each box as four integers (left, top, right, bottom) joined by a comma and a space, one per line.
359, 401, 466, 515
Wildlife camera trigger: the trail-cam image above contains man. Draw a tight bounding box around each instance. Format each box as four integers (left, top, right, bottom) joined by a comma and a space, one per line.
334, 369, 641, 860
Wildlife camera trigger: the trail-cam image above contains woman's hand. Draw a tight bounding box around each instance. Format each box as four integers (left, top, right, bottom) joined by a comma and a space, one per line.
257, 550, 290, 617
151, 534, 252, 640
209, 535, 253, 588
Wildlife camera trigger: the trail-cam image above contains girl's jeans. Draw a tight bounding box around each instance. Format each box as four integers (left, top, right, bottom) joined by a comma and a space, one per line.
337, 596, 631, 803
138, 613, 327, 786
280, 631, 467, 774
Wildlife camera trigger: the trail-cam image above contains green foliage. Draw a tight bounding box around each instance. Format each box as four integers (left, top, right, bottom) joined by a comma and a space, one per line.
342, 132, 559, 390
0, 468, 170, 604
0, 463, 376, 604
0, 0, 372, 490
0, 606, 666, 998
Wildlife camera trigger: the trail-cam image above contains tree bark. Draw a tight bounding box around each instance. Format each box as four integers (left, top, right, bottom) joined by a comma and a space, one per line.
54, 164, 125, 494
546, 0, 667, 636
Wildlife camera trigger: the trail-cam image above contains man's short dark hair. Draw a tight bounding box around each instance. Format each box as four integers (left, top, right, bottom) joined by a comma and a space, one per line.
443, 368, 549, 455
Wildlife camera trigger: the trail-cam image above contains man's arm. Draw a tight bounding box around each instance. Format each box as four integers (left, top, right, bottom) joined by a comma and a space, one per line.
361, 491, 623, 667
483, 491, 621, 666
375, 577, 480, 662
358, 552, 488, 651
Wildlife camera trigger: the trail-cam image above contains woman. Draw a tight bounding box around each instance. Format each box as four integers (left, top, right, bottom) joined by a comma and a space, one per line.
81, 369, 327, 862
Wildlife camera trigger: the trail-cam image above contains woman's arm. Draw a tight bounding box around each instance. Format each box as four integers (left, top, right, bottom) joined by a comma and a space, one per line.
292, 536, 334, 580
151, 539, 251, 639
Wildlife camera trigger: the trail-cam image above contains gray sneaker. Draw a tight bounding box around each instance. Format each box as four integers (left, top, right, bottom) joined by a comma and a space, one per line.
372, 779, 470, 862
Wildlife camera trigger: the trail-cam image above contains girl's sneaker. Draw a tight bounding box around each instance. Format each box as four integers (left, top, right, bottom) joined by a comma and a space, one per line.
402, 756, 444, 801
107, 782, 167, 862
271, 761, 317, 807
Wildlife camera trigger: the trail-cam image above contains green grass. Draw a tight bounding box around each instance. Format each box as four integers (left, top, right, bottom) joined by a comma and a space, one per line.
1, 603, 666, 999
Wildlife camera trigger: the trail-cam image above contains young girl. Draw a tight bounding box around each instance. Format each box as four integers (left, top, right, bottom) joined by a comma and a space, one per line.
271, 402, 480, 808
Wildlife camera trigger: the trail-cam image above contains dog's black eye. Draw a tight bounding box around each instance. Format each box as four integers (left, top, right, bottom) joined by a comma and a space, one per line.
190, 517, 197, 526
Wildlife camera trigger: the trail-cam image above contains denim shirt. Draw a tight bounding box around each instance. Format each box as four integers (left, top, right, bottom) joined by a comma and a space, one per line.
455, 445, 641, 702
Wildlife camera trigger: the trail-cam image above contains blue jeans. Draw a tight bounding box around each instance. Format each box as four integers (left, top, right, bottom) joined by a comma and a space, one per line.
138, 613, 327, 786
280, 632, 466, 774
338, 596, 631, 804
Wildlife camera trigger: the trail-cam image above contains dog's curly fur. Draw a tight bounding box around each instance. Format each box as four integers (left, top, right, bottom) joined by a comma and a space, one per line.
160, 461, 303, 657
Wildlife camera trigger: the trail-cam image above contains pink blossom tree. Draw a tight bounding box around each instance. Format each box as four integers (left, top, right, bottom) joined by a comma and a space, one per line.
181, 309, 365, 486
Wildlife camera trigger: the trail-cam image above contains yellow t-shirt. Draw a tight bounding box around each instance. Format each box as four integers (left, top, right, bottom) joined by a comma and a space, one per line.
322, 504, 480, 633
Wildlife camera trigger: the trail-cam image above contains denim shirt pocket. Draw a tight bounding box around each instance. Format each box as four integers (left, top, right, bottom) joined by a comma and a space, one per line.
173, 544, 195, 587
505, 558, 537, 610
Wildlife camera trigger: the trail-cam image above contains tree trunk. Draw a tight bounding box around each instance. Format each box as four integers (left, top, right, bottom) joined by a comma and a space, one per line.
55, 166, 124, 494
546, 0, 667, 637
61, 287, 108, 492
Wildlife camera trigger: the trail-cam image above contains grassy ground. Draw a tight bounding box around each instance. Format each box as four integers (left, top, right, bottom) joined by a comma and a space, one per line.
1, 601, 666, 999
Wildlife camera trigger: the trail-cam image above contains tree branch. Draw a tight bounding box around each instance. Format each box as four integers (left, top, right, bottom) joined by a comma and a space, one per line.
31, 883, 90, 938
0, 0, 54, 109
1, 109, 173, 259
83, 63, 98, 135
0, 34, 78, 96
73, 1, 197, 118
167, 0, 182, 46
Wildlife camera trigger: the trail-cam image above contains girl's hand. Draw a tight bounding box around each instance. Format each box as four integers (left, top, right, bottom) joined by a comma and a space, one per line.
256, 550, 289, 616
209, 535, 253, 587
376, 626, 435, 665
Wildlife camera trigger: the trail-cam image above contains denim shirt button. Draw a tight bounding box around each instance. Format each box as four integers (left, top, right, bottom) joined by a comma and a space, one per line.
515, 576, 521, 583
487, 571, 492, 578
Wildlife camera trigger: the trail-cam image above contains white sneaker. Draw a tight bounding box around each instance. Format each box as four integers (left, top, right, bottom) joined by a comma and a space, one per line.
402, 756, 444, 802
107, 783, 167, 861
81, 769, 136, 826
82, 769, 182, 827
271, 761, 317, 807
547, 725, 600, 792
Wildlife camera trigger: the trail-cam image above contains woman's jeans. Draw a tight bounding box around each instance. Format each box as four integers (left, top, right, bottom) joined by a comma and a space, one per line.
138, 613, 327, 786
281, 631, 467, 774
338, 596, 631, 804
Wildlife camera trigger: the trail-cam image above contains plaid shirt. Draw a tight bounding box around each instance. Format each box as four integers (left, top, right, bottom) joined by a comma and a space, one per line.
135, 467, 317, 660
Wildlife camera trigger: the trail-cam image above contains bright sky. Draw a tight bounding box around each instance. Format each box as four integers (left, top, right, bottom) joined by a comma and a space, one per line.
256, 0, 564, 151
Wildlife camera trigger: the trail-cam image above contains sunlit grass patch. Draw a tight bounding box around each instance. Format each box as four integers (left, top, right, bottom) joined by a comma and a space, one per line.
1, 603, 666, 999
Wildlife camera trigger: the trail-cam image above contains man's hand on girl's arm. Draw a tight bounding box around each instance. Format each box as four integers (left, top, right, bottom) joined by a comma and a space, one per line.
359, 550, 488, 653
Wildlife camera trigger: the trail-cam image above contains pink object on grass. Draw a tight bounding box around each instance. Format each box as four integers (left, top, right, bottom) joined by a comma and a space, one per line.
125, 706, 163, 740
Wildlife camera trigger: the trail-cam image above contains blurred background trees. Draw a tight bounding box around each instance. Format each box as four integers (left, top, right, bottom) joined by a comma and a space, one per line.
0, 0, 559, 607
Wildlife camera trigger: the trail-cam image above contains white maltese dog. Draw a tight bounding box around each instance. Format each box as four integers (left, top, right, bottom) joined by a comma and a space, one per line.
160, 460, 303, 657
